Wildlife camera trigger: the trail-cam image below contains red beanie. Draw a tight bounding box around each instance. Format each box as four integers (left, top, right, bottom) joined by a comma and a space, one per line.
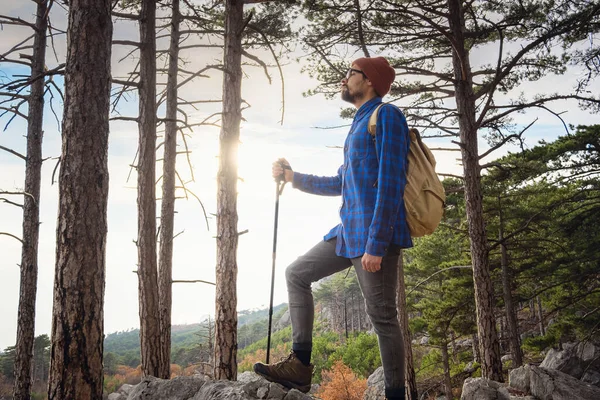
352, 57, 395, 97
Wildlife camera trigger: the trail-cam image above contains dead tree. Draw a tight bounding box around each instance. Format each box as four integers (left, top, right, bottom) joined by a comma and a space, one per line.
214, 0, 244, 380
158, 0, 181, 376
111, 0, 218, 376
0, 2, 63, 399
13, 1, 49, 399
47, 0, 112, 398
135, 0, 169, 379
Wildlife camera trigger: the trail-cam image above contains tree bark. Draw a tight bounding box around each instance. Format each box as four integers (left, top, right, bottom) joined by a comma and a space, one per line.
158, 0, 181, 377
441, 340, 453, 400
447, 0, 503, 381
396, 252, 418, 400
499, 204, 523, 367
137, 0, 168, 379
214, 0, 244, 381
47, 0, 112, 398
13, 2, 48, 399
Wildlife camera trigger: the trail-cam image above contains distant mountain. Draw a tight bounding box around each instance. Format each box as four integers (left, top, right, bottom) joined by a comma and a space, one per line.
104, 303, 287, 356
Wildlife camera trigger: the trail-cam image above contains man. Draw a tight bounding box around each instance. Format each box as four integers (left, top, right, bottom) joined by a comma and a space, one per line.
253, 56, 411, 400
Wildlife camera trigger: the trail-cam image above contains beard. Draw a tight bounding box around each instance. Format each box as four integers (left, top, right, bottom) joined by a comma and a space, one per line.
341, 86, 362, 103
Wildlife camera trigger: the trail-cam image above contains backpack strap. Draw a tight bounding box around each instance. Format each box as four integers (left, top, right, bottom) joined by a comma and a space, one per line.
368, 104, 383, 137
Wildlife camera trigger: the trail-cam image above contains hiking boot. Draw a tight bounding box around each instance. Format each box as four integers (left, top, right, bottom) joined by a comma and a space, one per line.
253, 352, 313, 393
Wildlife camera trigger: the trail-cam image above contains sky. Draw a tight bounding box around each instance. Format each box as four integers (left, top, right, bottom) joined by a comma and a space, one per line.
1, 1, 600, 351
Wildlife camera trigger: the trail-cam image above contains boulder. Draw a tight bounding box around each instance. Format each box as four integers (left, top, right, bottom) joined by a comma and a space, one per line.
540, 346, 584, 379
276, 310, 291, 330
460, 377, 510, 400
509, 365, 600, 400
582, 370, 600, 386
502, 354, 513, 363
109, 383, 136, 400
116, 372, 311, 400
127, 376, 207, 400
363, 367, 385, 400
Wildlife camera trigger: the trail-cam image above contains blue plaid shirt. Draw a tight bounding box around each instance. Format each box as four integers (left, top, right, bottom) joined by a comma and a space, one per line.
293, 97, 412, 258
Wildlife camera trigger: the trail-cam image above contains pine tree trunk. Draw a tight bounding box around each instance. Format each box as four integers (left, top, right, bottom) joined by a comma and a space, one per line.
447, 0, 502, 381
396, 252, 418, 400
441, 340, 453, 400
47, 0, 112, 397
214, 0, 243, 380
500, 210, 523, 367
158, 0, 181, 377
137, 0, 168, 379
14, 2, 48, 399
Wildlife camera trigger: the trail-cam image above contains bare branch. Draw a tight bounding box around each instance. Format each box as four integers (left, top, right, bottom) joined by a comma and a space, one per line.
0, 197, 23, 208
172, 279, 215, 285
0, 145, 26, 160
0, 232, 23, 243
112, 11, 140, 20
0, 15, 37, 30
176, 185, 210, 231
112, 78, 140, 88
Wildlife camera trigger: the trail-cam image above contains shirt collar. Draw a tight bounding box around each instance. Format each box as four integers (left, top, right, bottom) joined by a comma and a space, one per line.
355, 96, 382, 121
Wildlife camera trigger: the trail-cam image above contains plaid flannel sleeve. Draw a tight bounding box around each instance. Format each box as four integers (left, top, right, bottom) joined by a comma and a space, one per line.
292, 165, 343, 196
365, 105, 409, 256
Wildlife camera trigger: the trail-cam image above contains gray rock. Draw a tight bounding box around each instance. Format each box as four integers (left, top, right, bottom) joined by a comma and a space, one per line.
509, 396, 536, 400
540, 347, 584, 379
420, 336, 430, 345
582, 370, 600, 386
363, 367, 385, 400
509, 365, 531, 393
283, 389, 311, 399
193, 380, 245, 400
256, 386, 268, 399
118, 384, 135, 396
127, 376, 207, 400
266, 383, 288, 399
464, 361, 476, 373
460, 377, 510, 400
577, 342, 600, 366
502, 354, 513, 363
509, 365, 600, 400
239, 372, 271, 397
455, 338, 473, 349
108, 393, 126, 400
529, 365, 600, 400
276, 310, 291, 330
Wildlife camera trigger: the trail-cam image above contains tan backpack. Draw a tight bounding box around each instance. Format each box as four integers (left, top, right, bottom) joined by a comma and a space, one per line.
368, 104, 446, 237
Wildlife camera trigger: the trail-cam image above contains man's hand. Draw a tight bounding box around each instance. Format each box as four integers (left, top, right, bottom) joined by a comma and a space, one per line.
272, 158, 293, 183
362, 253, 383, 273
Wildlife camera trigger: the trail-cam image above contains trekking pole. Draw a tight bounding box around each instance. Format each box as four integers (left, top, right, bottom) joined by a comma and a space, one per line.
266, 163, 289, 364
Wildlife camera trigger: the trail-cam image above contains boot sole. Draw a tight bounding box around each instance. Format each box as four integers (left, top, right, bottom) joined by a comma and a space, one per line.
253, 367, 311, 393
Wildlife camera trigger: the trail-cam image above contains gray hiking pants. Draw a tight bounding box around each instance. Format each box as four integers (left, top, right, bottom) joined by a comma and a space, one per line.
285, 238, 405, 396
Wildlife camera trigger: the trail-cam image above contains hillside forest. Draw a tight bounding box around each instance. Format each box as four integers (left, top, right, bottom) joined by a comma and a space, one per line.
0, 1, 599, 400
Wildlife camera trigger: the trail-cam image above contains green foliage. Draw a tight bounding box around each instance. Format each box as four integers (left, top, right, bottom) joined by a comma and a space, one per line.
331, 332, 381, 379
310, 331, 341, 382
0, 346, 15, 379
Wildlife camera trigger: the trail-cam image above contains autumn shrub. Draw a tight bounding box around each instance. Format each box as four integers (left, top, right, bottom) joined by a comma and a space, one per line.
316, 360, 367, 400
104, 373, 126, 394
170, 363, 182, 378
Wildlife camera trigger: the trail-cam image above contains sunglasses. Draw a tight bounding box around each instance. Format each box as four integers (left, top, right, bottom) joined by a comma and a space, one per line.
346, 68, 367, 80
